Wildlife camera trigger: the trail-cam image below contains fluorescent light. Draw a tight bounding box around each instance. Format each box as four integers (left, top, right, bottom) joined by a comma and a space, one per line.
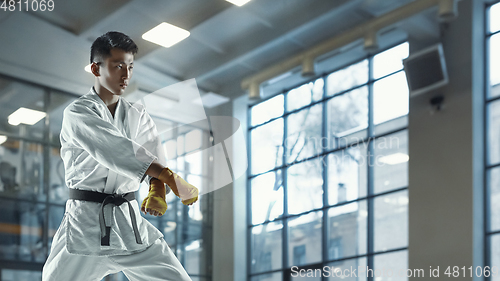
226, 0, 251, 6
8, 107, 46, 126
84, 64, 92, 73
0, 135, 7, 145
142, 22, 190, 48
378, 153, 409, 165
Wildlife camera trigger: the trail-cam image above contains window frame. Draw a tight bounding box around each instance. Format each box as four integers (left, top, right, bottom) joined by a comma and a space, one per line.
484, 1, 500, 278
0, 73, 213, 281
247, 41, 410, 280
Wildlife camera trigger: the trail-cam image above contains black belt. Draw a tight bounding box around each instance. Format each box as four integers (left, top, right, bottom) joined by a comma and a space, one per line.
69, 189, 142, 246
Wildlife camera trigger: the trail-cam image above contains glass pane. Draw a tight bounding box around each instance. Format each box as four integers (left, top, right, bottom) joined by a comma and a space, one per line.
177, 157, 186, 173
489, 34, 500, 98
251, 272, 282, 281
49, 91, 76, 146
490, 2, 500, 34
178, 222, 203, 244
490, 234, 500, 281
328, 201, 367, 259
49, 146, 68, 204
488, 167, 500, 231
164, 139, 177, 160
161, 220, 177, 246
176, 247, 183, 263
288, 211, 322, 267
287, 78, 324, 111
374, 115, 408, 137
327, 60, 368, 96
251, 118, 283, 175
0, 200, 47, 262
251, 94, 284, 126
251, 171, 283, 225
167, 157, 177, 171
48, 206, 65, 249
488, 100, 500, 165
373, 43, 409, 79
291, 272, 321, 280
373, 72, 409, 125
492, 82, 500, 100
2, 269, 42, 281
287, 158, 323, 215
0, 140, 45, 200
374, 191, 408, 252
184, 239, 208, 275
251, 222, 283, 273
0, 78, 46, 141
373, 130, 408, 194
328, 147, 367, 205
373, 250, 408, 281
286, 104, 322, 163
327, 257, 367, 281
185, 129, 203, 152
327, 86, 368, 149
177, 135, 185, 156
187, 175, 204, 221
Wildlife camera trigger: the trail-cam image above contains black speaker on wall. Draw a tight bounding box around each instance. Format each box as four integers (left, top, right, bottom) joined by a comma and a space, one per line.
403, 43, 448, 97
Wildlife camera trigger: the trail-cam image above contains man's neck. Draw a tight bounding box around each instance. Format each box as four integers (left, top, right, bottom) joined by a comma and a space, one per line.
93, 84, 119, 107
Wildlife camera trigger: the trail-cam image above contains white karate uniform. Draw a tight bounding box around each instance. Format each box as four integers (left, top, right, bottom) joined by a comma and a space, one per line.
42, 87, 191, 281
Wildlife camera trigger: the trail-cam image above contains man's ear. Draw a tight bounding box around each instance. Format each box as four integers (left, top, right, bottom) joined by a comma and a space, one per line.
91, 62, 100, 77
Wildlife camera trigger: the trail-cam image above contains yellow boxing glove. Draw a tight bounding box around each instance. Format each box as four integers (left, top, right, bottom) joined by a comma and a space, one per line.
141, 178, 168, 216
158, 167, 199, 206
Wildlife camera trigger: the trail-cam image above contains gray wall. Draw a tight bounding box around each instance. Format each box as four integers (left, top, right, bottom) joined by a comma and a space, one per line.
408, 0, 484, 280
209, 91, 248, 281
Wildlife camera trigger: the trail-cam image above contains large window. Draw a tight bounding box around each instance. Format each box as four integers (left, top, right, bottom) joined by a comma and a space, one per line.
137, 123, 213, 281
485, 3, 500, 280
0, 78, 76, 279
0, 75, 213, 281
248, 42, 409, 280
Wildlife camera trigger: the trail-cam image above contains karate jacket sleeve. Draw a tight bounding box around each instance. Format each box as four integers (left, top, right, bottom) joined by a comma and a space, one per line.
61, 102, 157, 183
133, 107, 169, 187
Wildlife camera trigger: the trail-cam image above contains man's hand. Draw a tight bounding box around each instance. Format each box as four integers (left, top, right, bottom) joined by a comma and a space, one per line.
141, 178, 167, 216
158, 167, 199, 206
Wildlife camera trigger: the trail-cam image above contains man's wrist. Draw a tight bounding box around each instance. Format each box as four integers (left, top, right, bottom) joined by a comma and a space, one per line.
145, 160, 165, 179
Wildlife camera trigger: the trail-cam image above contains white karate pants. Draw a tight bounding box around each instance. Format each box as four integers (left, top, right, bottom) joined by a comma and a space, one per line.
42, 238, 192, 281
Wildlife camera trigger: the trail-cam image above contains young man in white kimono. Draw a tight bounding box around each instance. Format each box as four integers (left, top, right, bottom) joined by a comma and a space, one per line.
42, 31, 198, 281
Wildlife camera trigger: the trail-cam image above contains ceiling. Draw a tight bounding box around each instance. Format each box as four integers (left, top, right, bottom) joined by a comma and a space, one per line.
0, 0, 446, 100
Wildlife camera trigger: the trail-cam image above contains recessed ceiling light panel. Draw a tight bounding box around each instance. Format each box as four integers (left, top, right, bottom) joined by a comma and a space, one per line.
142, 22, 190, 48
8, 107, 47, 126
226, 0, 251, 6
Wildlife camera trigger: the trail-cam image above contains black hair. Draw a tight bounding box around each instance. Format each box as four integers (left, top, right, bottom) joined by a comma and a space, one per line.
90, 31, 138, 64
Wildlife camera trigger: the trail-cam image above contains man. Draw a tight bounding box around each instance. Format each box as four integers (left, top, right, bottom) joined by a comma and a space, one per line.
42, 31, 198, 281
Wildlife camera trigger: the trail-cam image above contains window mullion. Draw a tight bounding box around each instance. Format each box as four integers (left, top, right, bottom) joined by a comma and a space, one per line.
246, 103, 253, 278
43, 88, 51, 258
283, 91, 289, 278
321, 75, 329, 281
367, 55, 375, 281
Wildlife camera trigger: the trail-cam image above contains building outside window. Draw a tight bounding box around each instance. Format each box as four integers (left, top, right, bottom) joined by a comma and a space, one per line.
248, 42, 410, 280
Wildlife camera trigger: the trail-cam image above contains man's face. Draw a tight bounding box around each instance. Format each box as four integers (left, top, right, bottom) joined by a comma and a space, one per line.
96, 48, 134, 95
